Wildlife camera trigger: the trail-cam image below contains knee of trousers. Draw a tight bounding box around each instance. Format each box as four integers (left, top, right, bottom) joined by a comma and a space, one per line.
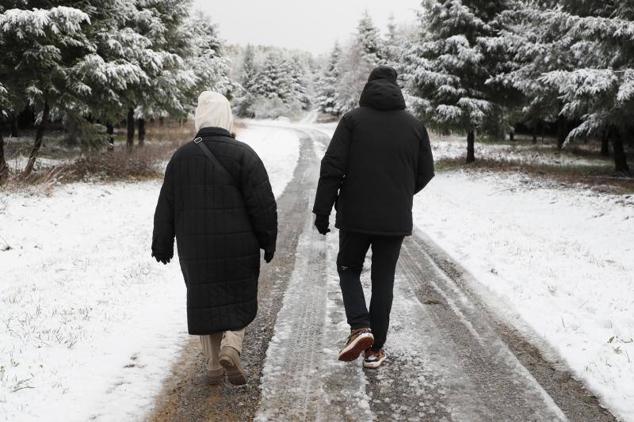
337, 263, 363, 274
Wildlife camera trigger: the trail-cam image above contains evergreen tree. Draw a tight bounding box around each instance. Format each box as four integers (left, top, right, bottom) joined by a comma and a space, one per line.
336, 12, 384, 113
529, 1, 632, 173
408, 0, 510, 163
235, 44, 258, 116
0, 5, 92, 175
384, 14, 400, 66
133, 0, 194, 144
357, 11, 384, 66
287, 56, 311, 110
252, 52, 285, 100
317, 43, 343, 116
185, 11, 231, 101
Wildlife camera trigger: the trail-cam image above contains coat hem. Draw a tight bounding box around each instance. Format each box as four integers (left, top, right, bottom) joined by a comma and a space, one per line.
187, 313, 256, 335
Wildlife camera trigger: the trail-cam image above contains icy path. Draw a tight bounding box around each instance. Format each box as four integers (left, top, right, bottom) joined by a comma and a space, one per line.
255, 139, 372, 421
148, 124, 614, 421
0, 126, 299, 421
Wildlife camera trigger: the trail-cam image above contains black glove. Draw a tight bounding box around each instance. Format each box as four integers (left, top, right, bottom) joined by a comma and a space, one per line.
314, 214, 330, 235
152, 251, 172, 265
264, 249, 275, 263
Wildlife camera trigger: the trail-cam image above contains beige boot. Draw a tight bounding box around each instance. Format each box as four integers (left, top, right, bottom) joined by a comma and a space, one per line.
219, 346, 247, 386
205, 368, 225, 385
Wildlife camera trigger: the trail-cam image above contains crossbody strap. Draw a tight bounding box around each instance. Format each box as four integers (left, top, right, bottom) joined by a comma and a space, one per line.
194, 137, 238, 187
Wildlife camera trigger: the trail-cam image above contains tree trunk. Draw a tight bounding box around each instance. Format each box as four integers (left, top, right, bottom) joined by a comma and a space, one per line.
509, 129, 515, 142
466, 130, 475, 163
556, 118, 567, 150
137, 118, 145, 146
532, 126, 537, 144
22, 101, 50, 177
0, 129, 8, 184
10, 114, 19, 137
601, 129, 610, 157
106, 122, 114, 151
126, 108, 134, 150
613, 129, 630, 174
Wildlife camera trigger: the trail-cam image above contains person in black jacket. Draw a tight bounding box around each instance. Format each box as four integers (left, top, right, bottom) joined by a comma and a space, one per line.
313, 66, 434, 369
152, 91, 277, 385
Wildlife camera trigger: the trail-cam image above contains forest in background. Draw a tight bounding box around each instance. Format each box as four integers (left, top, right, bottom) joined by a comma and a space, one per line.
1, 0, 634, 185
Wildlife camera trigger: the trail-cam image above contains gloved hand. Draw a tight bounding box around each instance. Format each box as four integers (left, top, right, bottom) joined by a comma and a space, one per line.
152, 251, 172, 265
314, 214, 330, 235
264, 249, 275, 263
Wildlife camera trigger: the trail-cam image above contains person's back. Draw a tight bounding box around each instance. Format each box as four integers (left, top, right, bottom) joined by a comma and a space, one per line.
314, 66, 434, 235
152, 92, 277, 386
313, 66, 434, 369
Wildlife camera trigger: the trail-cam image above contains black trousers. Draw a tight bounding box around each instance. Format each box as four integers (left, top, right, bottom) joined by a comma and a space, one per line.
337, 230, 404, 350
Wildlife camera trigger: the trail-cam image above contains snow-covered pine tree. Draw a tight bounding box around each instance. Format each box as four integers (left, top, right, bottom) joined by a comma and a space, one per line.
0, 5, 92, 175
384, 14, 400, 67
317, 43, 342, 117
235, 44, 258, 116
252, 52, 285, 100
68, 0, 151, 146
408, 0, 509, 163
336, 12, 384, 113
482, 0, 581, 149
357, 10, 384, 66
132, 0, 194, 145
185, 11, 231, 104
531, 1, 633, 173
287, 56, 311, 111
240, 45, 259, 94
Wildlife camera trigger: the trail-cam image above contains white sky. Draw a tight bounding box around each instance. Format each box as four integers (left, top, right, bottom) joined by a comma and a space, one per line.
192, 0, 421, 55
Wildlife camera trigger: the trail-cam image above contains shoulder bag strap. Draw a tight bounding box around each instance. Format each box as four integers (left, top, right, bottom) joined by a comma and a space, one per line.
193, 136, 238, 187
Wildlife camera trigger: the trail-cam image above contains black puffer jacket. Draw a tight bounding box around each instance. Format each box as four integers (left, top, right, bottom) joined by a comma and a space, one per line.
152, 127, 277, 334
313, 66, 435, 236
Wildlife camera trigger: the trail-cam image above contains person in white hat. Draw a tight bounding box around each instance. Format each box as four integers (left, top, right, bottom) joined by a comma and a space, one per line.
152, 91, 277, 385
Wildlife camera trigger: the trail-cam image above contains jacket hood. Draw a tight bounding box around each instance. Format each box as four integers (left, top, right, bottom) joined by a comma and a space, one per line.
194, 91, 234, 132
359, 66, 406, 111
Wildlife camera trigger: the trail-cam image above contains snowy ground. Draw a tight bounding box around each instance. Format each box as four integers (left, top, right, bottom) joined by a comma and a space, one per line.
413, 170, 634, 421
0, 126, 299, 421
236, 125, 300, 198
431, 133, 611, 168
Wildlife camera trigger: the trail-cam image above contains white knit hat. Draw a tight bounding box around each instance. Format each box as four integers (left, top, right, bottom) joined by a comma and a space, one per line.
194, 91, 234, 133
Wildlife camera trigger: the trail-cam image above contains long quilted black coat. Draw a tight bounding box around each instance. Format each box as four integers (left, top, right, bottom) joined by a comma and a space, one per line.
152, 127, 277, 334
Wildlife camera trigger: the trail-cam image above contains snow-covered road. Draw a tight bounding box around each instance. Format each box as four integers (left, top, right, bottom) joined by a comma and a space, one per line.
150, 125, 615, 421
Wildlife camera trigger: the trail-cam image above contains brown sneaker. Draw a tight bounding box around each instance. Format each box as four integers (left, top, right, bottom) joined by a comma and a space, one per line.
363, 348, 386, 369
219, 346, 247, 386
204, 368, 225, 385
338, 328, 374, 362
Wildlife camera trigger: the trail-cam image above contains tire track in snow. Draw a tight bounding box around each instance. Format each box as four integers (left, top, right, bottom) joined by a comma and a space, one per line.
255, 131, 372, 421
361, 235, 567, 421
406, 230, 616, 422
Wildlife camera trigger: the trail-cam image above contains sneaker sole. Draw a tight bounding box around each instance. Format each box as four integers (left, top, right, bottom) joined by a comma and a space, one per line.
338, 333, 374, 362
219, 356, 247, 386
363, 355, 386, 369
